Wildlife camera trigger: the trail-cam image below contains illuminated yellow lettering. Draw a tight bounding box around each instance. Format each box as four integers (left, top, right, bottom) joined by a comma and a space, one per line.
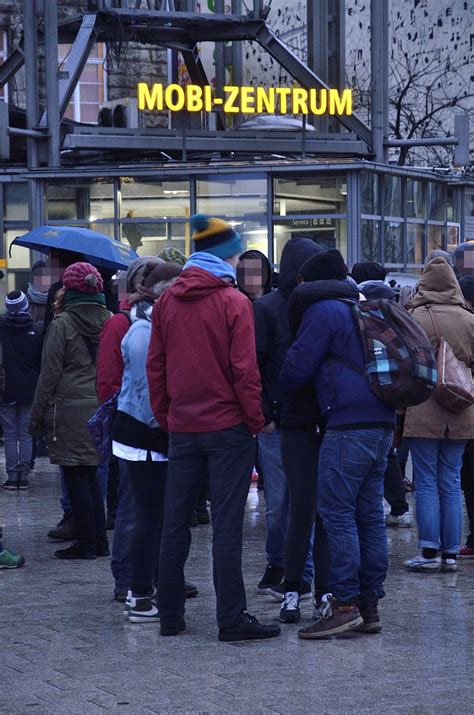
185, 85, 204, 112
329, 88, 352, 115
137, 82, 163, 111
223, 85, 240, 113
164, 84, 186, 111
309, 89, 327, 115
240, 87, 255, 113
256, 87, 275, 113
203, 86, 213, 112
291, 88, 309, 115
275, 88, 292, 114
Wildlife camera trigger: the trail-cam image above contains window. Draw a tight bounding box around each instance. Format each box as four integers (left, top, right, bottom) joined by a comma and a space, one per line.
58, 43, 107, 124
0, 31, 7, 102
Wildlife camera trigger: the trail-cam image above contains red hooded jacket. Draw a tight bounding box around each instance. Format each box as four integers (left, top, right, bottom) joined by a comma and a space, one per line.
96, 300, 131, 404
146, 266, 264, 434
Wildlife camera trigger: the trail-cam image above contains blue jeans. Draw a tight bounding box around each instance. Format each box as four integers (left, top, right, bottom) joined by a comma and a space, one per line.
258, 430, 313, 584
61, 461, 108, 513
0, 403, 32, 477
410, 438, 466, 554
111, 458, 135, 595
318, 428, 392, 604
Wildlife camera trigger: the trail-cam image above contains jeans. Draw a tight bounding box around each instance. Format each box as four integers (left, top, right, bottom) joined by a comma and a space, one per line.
61, 460, 108, 514
111, 458, 135, 595
410, 438, 466, 554
281, 427, 330, 601
158, 424, 255, 630
62, 465, 107, 555
125, 458, 167, 597
0, 403, 33, 477
384, 449, 409, 517
461, 449, 474, 548
318, 428, 392, 605
258, 430, 313, 584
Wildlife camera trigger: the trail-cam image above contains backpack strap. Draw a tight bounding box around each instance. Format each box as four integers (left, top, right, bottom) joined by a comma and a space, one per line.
426, 306, 441, 348
118, 309, 132, 324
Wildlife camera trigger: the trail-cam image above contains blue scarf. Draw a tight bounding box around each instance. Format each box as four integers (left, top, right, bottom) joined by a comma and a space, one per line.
183, 252, 236, 283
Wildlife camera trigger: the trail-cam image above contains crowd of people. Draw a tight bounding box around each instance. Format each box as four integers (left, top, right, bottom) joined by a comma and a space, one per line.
1, 213, 473, 643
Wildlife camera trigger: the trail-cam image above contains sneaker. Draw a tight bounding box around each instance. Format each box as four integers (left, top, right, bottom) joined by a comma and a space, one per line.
355, 603, 382, 634
2, 478, 18, 490
113, 590, 128, 603
54, 542, 96, 560
298, 594, 363, 640
441, 557, 457, 573
160, 618, 186, 637
17, 474, 29, 490
0, 547, 25, 569
385, 511, 411, 528
279, 591, 301, 624
47, 513, 78, 541
257, 564, 284, 594
459, 545, 474, 559
218, 612, 281, 642
404, 554, 441, 572
185, 581, 199, 599
123, 589, 157, 618
268, 580, 312, 602
196, 505, 210, 525
128, 596, 160, 623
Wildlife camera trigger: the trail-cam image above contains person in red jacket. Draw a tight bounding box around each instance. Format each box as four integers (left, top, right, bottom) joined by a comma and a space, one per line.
147, 214, 280, 642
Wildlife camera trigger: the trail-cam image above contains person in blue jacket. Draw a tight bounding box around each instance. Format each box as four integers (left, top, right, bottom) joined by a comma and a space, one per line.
278, 249, 395, 640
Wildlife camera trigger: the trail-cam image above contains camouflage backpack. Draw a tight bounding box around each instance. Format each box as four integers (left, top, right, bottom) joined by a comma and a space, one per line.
338, 298, 437, 409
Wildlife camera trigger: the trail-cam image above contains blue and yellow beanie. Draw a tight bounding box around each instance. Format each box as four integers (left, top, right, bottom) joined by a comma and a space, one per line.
190, 214, 242, 259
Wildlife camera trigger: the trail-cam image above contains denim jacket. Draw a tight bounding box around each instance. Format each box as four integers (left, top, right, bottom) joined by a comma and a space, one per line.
117, 319, 158, 428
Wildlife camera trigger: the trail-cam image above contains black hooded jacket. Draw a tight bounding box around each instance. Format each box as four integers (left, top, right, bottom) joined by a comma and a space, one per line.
0, 313, 43, 404
236, 250, 272, 300
289, 279, 360, 338
253, 238, 321, 423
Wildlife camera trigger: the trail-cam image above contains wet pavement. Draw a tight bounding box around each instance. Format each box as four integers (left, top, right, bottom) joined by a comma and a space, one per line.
1, 456, 474, 714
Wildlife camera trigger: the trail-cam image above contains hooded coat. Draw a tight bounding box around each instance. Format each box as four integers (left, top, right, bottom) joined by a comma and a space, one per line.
0, 313, 43, 404
236, 250, 272, 300
252, 238, 321, 423
30, 302, 111, 465
146, 266, 264, 434
404, 258, 474, 440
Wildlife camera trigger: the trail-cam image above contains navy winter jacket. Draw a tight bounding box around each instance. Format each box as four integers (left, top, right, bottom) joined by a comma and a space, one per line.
278, 299, 395, 430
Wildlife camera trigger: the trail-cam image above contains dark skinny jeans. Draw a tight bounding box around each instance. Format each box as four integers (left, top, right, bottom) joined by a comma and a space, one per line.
384, 449, 409, 517
62, 465, 106, 555
124, 458, 168, 597
281, 426, 330, 602
461, 449, 474, 548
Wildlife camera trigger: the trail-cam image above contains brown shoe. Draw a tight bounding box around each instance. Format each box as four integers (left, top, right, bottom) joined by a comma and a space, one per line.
355, 603, 382, 634
298, 594, 363, 640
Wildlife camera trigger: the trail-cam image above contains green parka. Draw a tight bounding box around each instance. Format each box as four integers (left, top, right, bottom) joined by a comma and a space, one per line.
30, 301, 111, 466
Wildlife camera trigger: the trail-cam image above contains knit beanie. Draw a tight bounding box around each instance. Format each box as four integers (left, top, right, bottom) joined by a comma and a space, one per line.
125, 256, 163, 294
142, 260, 182, 297
351, 261, 387, 284
459, 275, 474, 303
425, 249, 453, 268
30, 259, 46, 278
300, 249, 348, 282
190, 214, 242, 260
5, 290, 29, 314
358, 279, 396, 301
62, 262, 104, 294
157, 247, 187, 266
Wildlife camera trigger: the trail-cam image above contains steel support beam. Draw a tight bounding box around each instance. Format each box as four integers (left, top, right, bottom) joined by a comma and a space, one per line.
57, 13, 98, 121
0, 47, 24, 88
371, 0, 388, 163
180, 45, 226, 129
254, 23, 371, 146
43, 0, 60, 167
24, 0, 40, 169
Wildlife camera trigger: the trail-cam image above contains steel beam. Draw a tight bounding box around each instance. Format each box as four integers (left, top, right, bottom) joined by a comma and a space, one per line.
24, 0, 40, 169
58, 13, 98, 121
179, 44, 226, 129
371, 0, 388, 163
43, 0, 60, 167
0, 47, 24, 88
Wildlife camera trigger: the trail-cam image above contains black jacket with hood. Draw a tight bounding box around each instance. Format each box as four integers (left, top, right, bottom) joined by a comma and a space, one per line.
0, 313, 43, 404
253, 238, 321, 424
236, 250, 272, 300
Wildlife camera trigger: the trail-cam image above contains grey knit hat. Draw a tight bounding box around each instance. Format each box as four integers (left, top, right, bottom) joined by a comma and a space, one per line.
125, 256, 164, 294
5, 290, 29, 314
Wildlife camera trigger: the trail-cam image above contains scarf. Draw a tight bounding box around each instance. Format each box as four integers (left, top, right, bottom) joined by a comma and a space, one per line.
130, 300, 154, 323
27, 283, 48, 306
128, 285, 159, 306
288, 279, 360, 337
183, 252, 236, 283
0, 311, 34, 332
63, 290, 106, 308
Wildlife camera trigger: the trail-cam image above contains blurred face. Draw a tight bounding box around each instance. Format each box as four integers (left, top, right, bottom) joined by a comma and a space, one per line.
47, 256, 65, 281
237, 257, 266, 299
32, 267, 51, 291
454, 248, 474, 277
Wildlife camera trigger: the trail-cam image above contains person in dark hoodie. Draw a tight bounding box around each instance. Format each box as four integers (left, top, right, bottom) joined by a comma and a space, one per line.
253, 237, 321, 597
279, 249, 395, 639
147, 214, 280, 642
0, 291, 43, 490
351, 261, 387, 285
237, 250, 273, 301
30, 263, 111, 560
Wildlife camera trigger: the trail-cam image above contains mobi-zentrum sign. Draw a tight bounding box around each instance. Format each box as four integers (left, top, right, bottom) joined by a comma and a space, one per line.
137, 83, 353, 116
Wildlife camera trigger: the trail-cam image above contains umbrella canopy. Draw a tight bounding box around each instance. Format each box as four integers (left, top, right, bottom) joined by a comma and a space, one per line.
11, 225, 138, 270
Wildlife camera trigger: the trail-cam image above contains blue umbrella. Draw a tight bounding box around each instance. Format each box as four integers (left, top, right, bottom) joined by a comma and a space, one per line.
11, 225, 138, 270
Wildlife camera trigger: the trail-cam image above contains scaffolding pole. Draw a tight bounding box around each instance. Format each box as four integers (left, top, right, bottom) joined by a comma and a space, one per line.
23, 0, 39, 169
44, 0, 61, 167
371, 0, 388, 162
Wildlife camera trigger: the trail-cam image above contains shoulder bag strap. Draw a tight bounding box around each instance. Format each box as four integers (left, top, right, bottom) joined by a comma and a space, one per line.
426, 306, 442, 349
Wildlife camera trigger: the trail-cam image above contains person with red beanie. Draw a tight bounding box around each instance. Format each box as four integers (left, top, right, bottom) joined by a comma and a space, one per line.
30, 263, 111, 560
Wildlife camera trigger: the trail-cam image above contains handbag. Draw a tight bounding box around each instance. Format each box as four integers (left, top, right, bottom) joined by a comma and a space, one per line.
87, 390, 119, 461
427, 307, 474, 414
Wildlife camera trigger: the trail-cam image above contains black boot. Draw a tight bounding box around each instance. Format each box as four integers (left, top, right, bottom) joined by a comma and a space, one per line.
47, 512, 78, 541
